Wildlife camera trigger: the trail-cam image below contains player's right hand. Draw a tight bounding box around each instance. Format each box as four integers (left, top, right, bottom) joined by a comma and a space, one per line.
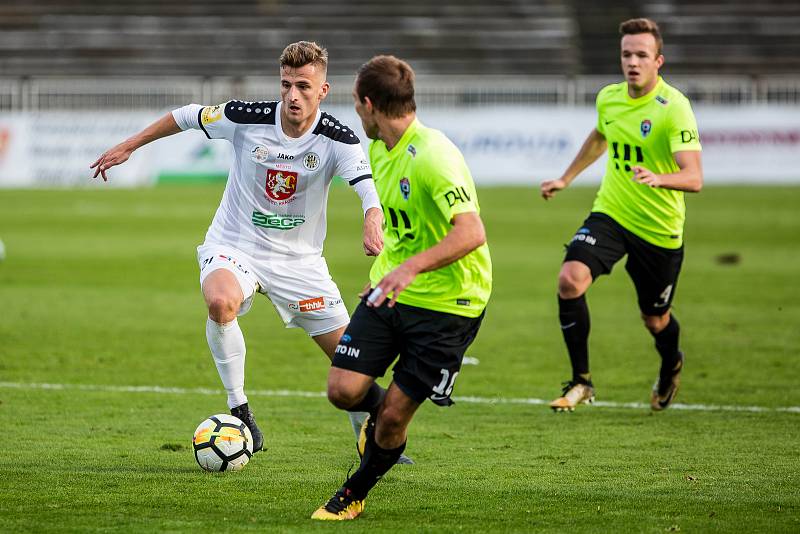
540, 178, 567, 200
90, 142, 134, 181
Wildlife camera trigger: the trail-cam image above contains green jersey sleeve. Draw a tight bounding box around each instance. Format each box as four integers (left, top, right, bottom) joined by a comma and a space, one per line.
420, 142, 480, 223
668, 97, 702, 153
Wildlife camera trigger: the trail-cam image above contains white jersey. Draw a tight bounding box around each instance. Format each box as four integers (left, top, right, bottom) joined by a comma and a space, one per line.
173, 101, 373, 261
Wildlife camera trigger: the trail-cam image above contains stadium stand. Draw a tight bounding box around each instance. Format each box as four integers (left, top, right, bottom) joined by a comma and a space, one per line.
0, 0, 798, 108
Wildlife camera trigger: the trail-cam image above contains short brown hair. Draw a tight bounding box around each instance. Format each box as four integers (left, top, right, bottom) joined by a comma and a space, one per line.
619, 18, 663, 56
355, 55, 416, 118
279, 41, 328, 72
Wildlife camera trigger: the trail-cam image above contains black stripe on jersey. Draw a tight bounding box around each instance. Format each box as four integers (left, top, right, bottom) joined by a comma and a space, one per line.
224, 101, 278, 124
313, 112, 361, 144
349, 174, 372, 186
198, 108, 211, 139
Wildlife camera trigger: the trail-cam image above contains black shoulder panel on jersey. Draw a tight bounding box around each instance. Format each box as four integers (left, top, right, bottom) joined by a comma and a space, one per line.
313, 112, 361, 144
224, 101, 278, 124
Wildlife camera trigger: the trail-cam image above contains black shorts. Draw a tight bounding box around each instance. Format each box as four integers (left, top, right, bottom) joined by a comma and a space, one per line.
331, 298, 485, 406
564, 212, 684, 316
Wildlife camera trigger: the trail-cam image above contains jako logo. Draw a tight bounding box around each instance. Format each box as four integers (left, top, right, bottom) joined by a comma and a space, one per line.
335, 344, 360, 358
276, 153, 295, 160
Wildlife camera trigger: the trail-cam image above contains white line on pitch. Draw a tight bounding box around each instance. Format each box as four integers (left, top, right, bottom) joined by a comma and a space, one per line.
2, 381, 799, 414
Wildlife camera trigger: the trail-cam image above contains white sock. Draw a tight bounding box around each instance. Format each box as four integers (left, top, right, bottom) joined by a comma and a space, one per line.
206, 317, 248, 409
348, 411, 368, 439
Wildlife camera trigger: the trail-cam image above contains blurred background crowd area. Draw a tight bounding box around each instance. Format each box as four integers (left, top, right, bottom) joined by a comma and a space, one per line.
1, 0, 799, 110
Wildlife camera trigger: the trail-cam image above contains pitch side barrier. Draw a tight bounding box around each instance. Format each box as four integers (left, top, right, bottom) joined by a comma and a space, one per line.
1, 104, 799, 187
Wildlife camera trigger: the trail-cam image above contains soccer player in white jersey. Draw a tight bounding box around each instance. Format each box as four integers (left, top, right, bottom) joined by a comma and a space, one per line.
90, 41, 408, 459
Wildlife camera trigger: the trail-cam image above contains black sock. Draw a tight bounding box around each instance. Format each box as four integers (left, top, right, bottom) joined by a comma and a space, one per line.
344, 421, 406, 499
653, 315, 681, 376
347, 382, 386, 417
558, 294, 591, 384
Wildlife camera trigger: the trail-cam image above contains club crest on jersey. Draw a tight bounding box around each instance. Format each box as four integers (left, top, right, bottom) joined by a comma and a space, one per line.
399, 177, 411, 200
250, 145, 269, 164
640, 119, 652, 138
303, 152, 320, 171
265, 169, 298, 203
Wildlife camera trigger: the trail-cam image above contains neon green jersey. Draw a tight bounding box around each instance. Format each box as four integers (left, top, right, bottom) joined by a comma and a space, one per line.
368, 119, 492, 318
593, 77, 701, 249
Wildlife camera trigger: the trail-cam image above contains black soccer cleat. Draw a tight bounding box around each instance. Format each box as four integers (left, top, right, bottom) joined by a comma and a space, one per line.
230, 402, 264, 452
651, 351, 684, 411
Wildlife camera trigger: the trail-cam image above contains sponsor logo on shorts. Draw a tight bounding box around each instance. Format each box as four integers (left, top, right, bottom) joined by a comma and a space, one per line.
265, 169, 298, 202
570, 233, 597, 246
251, 210, 305, 230
290, 297, 325, 312
335, 344, 360, 358
456, 298, 471, 306
216, 254, 250, 275
340, 334, 351, 343
302, 152, 320, 171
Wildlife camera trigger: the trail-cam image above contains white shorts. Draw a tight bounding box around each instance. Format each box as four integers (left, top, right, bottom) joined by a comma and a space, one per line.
196, 243, 349, 336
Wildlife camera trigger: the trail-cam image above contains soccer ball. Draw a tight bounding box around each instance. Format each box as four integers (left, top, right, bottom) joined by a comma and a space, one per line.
192, 414, 254, 472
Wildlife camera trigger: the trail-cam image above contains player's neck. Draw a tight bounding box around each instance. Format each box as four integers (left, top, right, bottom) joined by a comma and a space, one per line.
627, 76, 660, 99
280, 108, 317, 138
379, 114, 416, 151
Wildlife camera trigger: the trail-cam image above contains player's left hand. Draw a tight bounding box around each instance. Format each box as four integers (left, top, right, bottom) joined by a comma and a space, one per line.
363, 207, 384, 256
366, 260, 419, 308
632, 166, 662, 188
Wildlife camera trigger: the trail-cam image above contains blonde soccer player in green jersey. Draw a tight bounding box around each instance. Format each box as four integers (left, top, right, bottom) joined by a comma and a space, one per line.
311, 55, 492, 520
540, 18, 703, 413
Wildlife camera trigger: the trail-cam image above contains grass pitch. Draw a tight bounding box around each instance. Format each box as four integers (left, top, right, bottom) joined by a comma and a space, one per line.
0, 184, 798, 533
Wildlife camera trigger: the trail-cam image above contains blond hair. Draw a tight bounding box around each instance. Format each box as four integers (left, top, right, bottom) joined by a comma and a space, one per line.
279, 41, 328, 72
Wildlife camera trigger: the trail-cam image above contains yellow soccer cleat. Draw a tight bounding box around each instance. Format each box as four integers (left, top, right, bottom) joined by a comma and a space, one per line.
311, 488, 365, 521
651, 352, 684, 411
549, 381, 595, 412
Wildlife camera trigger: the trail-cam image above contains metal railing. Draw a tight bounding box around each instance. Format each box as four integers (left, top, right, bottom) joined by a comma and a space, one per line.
1, 74, 799, 111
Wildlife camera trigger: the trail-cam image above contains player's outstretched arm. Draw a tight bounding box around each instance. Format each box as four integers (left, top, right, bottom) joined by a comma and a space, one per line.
540, 128, 607, 200
632, 150, 703, 192
367, 212, 485, 308
90, 112, 182, 181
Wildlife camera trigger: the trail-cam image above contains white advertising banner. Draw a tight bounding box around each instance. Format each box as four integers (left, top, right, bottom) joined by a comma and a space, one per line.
0, 112, 156, 187
0, 106, 798, 187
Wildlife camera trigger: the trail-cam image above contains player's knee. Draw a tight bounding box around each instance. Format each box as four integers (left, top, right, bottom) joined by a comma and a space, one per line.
376, 404, 407, 435
642, 312, 669, 334
326, 380, 361, 410
206, 295, 239, 323
558, 268, 589, 298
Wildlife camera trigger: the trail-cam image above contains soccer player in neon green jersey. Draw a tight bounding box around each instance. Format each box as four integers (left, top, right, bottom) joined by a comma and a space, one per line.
311, 55, 492, 520
540, 18, 703, 413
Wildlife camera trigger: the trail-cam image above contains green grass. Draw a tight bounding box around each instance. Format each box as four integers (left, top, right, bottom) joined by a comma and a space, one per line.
0, 184, 798, 533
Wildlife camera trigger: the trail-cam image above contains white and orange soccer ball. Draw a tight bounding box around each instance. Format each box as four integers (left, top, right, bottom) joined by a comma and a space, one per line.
192, 414, 254, 472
